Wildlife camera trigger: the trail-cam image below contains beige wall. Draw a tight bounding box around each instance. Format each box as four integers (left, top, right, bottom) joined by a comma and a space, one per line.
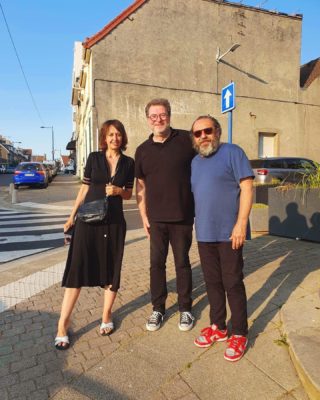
75, 0, 320, 167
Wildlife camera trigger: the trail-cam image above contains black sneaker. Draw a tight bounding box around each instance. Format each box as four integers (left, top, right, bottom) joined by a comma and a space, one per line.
179, 311, 195, 331
146, 311, 164, 331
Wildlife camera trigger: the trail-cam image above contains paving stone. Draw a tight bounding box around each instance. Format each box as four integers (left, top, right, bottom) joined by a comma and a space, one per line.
3, 320, 28, 332
19, 364, 46, 382
180, 394, 200, 400
4, 325, 26, 336
25, 322, 43, 332
65, 352, 86, 366
62, 363, 84, 381
246, 330, 302, 391
0, 351, 21, 367
290, 385, 310, 400
45, 358, 64, 374
0, 365, 10, 378
36, 370, 64, 390
82, 347, 103, 361
36, 333, 56, 346
0, 345, 13, 356
72, 341, 91, 352
0, 372, 19, 387
1, 232, 316, 399
8, 380, 36, 398
109, 330, 130, 344
99, 342, 120, 356
82, 357, 103, 371
182, 351, 286, 400
0, 388, 9, 400
22, 343, 48, 358
50, 386, 91, 399
161, 375, 192, 399
27, 389, 49, 400
150, 391, 167, 400
127, 326, 144, 338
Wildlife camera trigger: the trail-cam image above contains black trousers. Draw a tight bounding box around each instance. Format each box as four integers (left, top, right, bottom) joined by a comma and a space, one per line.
150, 222, 193, 314
198, 242, 248, 336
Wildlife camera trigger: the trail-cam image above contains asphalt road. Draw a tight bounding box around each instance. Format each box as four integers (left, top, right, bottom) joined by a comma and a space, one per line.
0, 173, 13, 187
0, 173, 143, 263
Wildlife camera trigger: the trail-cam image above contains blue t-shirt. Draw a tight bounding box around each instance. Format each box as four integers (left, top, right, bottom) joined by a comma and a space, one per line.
191, 143, 254, 242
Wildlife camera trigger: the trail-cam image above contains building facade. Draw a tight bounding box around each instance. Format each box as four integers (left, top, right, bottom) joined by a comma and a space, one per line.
71, 0, 320, 176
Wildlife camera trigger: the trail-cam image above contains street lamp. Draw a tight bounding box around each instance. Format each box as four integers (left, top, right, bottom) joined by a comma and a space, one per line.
40, 126, 55, 161
216, 43, 240, 63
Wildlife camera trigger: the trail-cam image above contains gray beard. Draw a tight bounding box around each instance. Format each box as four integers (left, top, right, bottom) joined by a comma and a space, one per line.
197, 141, 220, 157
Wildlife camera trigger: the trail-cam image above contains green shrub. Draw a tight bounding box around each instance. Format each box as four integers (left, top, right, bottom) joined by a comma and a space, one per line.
301, 163, 320, 189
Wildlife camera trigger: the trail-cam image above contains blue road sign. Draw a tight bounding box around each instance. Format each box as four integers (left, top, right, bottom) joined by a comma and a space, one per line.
221, 82, 235, 113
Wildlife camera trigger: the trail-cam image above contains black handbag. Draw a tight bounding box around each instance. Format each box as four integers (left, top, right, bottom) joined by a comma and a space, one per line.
77, 197, 108, 224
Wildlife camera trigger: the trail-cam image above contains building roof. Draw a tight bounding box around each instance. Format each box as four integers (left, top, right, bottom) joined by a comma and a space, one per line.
83, 0, 147, 49
61, 155, 70, 166
300, 58, 320, 88
83, 0, 302, 49
31, 155, 46, 162
0, 143, 9, 154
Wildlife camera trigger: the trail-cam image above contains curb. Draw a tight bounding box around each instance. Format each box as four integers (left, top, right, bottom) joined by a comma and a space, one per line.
281, 293, 320, 400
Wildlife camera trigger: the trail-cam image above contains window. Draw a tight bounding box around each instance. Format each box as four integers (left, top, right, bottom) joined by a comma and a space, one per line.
250, 160, 265, 168
266, 159, 284, 169
258, 133, 277, 158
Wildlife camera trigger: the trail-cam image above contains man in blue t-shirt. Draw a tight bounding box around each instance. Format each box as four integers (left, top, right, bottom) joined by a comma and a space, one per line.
191, 115, 254, 362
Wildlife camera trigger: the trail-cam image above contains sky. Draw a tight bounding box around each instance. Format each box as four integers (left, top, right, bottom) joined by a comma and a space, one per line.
0, 0, 319, 160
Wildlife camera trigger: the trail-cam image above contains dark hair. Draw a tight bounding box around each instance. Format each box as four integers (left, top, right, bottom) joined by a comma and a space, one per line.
190, 115, 221, 135
99, 119, 128, 151
145, 98, 171, 118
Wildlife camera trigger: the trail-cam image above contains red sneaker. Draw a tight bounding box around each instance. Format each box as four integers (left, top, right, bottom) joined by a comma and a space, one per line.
224, 335, 248, 362
194, 324, 227, 348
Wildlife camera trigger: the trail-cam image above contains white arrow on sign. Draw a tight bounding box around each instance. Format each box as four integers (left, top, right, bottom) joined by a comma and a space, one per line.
224, 89, 232, 109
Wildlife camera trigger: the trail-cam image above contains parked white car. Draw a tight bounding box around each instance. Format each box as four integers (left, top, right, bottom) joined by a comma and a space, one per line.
0, 165, 6, 174
64, 164, 75, 174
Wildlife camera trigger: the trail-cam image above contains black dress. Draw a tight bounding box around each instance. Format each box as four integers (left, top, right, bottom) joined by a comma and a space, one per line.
62, 151, 134, 290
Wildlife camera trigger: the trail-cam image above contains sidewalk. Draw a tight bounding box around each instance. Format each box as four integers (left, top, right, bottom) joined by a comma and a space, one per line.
1, 200, 319, 399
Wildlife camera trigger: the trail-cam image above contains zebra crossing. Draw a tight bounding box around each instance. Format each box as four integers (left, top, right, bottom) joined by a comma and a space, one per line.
0, 208, 70, 263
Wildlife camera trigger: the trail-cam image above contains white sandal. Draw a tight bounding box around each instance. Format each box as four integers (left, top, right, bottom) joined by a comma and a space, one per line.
54, 335, 70, 350
100, 321, 114, 336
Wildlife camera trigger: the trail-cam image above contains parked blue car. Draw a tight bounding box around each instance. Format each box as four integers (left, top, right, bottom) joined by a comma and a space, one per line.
13, 162, 49, 189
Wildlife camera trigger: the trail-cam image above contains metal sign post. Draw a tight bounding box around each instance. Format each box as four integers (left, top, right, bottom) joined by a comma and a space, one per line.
221, 82, 236, 144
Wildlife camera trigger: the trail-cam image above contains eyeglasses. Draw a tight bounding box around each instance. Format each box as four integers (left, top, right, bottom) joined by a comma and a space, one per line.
148, 113, 168, 122
193, 127, 214, 138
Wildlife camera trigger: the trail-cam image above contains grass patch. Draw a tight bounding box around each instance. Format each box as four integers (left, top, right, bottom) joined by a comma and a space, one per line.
253, 179, 281, 187
252, 203, 268, 209
274, 333, 289, 347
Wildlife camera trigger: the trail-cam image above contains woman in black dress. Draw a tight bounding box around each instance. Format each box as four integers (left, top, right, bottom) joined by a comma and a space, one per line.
55, 119, 134, 350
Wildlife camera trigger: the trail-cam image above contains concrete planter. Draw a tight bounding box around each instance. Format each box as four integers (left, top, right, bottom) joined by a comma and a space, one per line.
269, 188, 320, 242
253, 184, 279, 205
250, 206, 269, 232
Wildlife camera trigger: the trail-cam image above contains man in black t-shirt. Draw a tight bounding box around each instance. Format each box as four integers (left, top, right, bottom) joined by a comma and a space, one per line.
135, 98, 195, 332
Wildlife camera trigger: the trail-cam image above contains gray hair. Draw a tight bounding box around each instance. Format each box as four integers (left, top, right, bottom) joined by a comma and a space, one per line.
145, 98, 171, 118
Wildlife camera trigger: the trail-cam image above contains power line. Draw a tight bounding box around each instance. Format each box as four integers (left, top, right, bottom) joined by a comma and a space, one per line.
0, 1, 45, 125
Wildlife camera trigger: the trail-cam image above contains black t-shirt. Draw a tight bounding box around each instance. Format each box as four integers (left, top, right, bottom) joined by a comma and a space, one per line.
83, 151, 134, 223
135, 128, 194, 223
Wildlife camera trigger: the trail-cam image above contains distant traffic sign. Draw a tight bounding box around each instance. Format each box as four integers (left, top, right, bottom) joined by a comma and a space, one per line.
221, 82, 235, 113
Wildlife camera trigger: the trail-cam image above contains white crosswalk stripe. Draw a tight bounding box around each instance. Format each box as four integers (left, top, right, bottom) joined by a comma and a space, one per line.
1, 217, 67, 226
0, 224, 63, 233
0, 248, 52, 264
0, 212, 60, 220
0, 208, 69, 263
